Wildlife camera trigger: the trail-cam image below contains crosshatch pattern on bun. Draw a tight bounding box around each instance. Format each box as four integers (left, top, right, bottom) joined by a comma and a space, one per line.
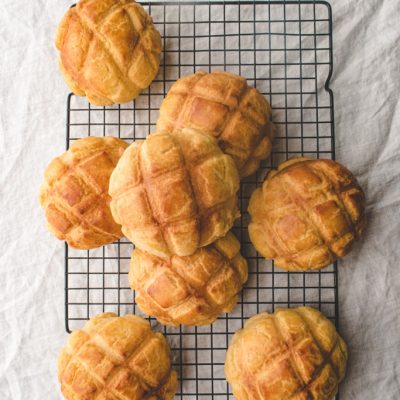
157, 70, 275, 178
248, 157, 367, 271
225, 307, 348, 400
56, 0, 162, 105
58, 313, 177, 400
39, 137, 128, 249
109, 128, 240, 257
129, 231, 248, 326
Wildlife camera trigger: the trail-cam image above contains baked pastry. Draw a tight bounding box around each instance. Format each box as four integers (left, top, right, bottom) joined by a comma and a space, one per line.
129, 231, 248, 326
39, 136, 128, 249
58, 313, 177, 400
225, 307, 348, 400
248, 157, 366, 271
109, 128, 240, 257
56, 0, 162, 105
157, 70, 275, 177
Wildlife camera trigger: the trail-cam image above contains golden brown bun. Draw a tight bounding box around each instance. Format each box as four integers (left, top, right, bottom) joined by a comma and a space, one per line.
225, 307, 348, 400
157, 70, 275, 178
58, 313, 177, 400
248, 157, 367, 271
129, 231, 248, 326
56, 0, 161, 105
39, 137, 128, 249
109, 128, 240, 257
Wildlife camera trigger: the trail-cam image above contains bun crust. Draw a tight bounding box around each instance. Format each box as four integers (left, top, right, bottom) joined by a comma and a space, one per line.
39, 137, 128, 249
157, 70, 275, 177
109, 129, 240, 257
56, 0, 161, 105
248, 157, 366, 270
225, 307, 348, 400
58, 313, 177, 400
129, 231, 248, 326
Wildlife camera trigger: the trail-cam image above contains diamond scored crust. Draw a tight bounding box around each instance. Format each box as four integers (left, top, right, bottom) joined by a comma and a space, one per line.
157, 70, 275, 178
58, 313, 177, 400
129, 232, 248, 326
248, 157, 366, 271
225, 307, 348, 400
56, 0, 162, 105
109, 129, 240, 257
39, 137, 128, 249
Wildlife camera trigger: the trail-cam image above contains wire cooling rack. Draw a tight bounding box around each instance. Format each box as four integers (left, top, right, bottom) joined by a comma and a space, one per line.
65, 1, 337, 398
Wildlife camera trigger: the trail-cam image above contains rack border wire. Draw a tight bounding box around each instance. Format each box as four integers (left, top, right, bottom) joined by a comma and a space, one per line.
64, 1, 338, 398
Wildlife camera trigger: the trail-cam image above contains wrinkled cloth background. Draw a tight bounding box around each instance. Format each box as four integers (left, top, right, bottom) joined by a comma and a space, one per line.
0, 0, 399, 399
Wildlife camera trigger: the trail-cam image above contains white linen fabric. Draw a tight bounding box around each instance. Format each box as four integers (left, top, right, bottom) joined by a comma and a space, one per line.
0, 0, 399, 399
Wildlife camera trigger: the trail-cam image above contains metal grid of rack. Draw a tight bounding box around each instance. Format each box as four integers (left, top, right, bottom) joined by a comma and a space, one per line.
65, 1, 337, 398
